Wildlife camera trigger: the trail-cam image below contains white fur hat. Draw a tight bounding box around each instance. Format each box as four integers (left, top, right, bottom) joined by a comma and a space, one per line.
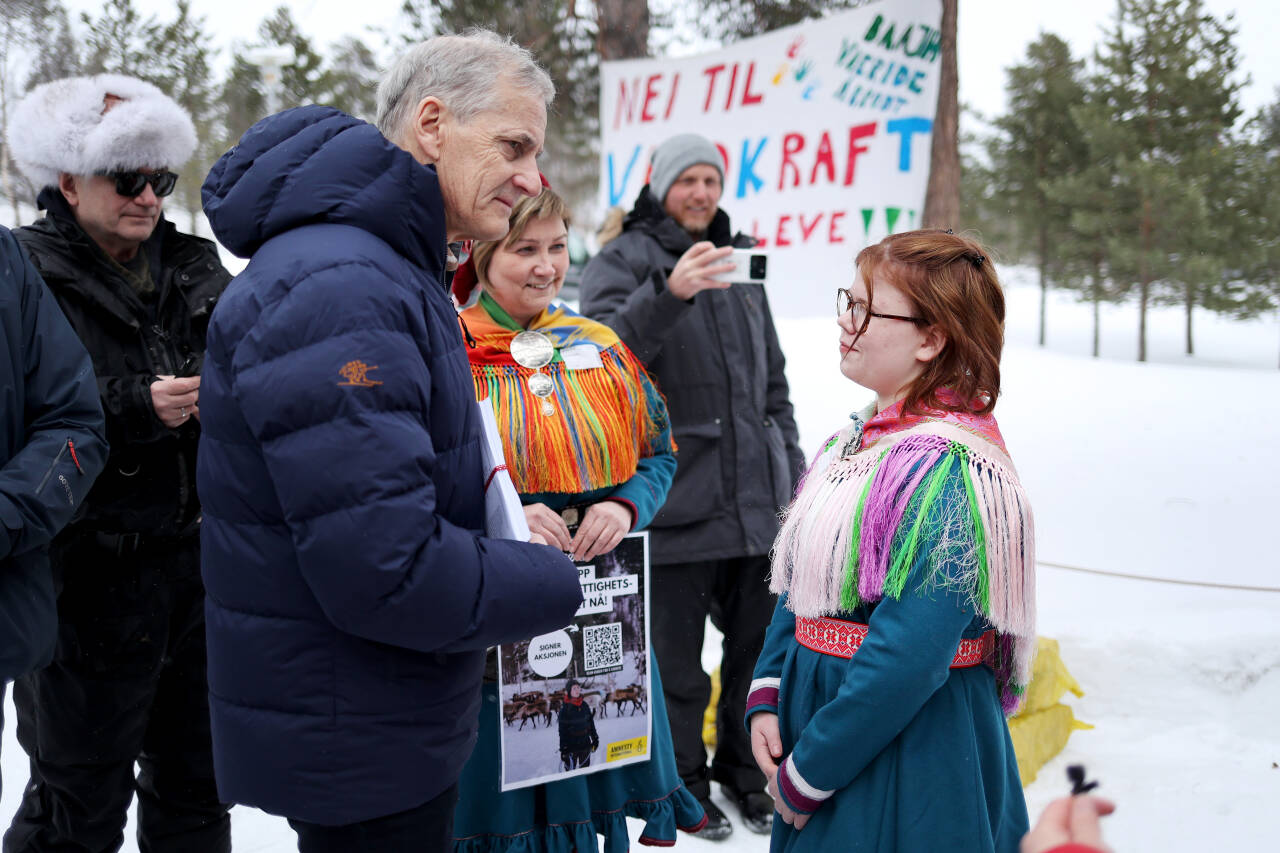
7, 73, 196, 190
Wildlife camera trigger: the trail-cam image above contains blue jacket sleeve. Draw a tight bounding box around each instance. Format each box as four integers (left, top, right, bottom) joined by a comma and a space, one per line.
745, 594, 795, 723
776, 469, 981, 815
228, 262, 582, 654
0, 231, 107, 560
605, 371, 675, 530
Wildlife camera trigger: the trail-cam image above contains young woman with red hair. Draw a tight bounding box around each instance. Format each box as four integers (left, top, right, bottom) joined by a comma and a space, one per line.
745, 230, 1037, 853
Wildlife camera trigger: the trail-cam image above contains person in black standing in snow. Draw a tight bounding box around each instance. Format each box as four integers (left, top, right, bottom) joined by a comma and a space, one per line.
3, 73, 233, 853
579, 133, 806, 839
558, 681, 600, 770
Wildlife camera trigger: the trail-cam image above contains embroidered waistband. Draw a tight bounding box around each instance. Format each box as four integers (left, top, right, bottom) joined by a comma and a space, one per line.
795, 616, 994, 668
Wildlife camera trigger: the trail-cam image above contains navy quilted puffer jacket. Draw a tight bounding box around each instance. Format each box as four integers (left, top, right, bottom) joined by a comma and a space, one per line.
198, 106, 582, 825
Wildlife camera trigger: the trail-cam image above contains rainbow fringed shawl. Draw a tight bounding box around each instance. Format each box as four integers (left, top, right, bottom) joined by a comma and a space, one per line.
770, 398, 1036, 713
460, 295, 673, 495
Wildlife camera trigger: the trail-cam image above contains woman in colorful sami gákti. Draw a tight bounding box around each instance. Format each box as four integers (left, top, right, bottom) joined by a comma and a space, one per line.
451, 189, 707, 852
745, 229, 1036, 853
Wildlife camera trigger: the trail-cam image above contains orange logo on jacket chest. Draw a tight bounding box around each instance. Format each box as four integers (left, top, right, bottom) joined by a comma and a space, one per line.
338, 360, 383, 387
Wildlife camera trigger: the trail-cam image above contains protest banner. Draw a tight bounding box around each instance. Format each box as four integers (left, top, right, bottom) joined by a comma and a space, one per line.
497, 532, 652, 791
599, 0, 943, 316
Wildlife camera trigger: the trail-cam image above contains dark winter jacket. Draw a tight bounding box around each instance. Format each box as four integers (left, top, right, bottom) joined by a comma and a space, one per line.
0, 226, 106, 680
15, 189, 229, 538
198, 105, 584, 826
580, 187, 806, 564
558, 697, 598, 755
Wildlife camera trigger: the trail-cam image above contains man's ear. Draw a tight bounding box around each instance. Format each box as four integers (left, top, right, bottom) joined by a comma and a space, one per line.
916, 324, 947, 364
410, 96, 446, 164
58, 173, 80, 208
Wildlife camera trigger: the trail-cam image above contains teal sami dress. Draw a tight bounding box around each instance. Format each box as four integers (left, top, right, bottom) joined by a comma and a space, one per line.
453, 296, 706, 852
746, 422, 1032, 853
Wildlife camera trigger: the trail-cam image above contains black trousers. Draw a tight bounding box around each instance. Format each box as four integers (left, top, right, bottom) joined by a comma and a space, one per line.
650, 554, 776, 801
289, 784, 459, 853
3, 536, 230, 853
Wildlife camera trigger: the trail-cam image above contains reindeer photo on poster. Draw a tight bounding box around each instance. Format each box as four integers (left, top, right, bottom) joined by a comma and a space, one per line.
497, 532, 652, 791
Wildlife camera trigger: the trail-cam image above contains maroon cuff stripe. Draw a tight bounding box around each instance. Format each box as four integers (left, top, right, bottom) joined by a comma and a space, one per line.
777, 759, 825, 815
745, 685, 780, 714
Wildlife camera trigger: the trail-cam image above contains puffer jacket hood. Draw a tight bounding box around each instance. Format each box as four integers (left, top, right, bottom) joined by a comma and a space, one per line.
202, 105, 444, 272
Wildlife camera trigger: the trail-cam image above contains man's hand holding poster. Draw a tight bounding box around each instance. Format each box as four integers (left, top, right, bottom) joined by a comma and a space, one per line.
497, 532, 651, 791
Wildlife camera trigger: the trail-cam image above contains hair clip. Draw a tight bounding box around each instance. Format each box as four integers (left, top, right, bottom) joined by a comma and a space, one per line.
944, 228, 954, 235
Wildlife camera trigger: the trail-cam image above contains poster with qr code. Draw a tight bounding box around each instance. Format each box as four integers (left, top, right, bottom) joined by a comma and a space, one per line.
496, 532, 651, 791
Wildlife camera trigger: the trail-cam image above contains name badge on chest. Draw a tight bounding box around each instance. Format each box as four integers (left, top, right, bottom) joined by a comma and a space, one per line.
560, 344, 604, 371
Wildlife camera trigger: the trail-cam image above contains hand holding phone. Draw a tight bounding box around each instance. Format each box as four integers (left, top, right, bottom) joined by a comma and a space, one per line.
708, 248, 769, 284
667, 242, 736, 300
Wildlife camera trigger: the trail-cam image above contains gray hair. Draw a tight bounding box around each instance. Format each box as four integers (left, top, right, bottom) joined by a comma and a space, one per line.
376, 29, 554, 140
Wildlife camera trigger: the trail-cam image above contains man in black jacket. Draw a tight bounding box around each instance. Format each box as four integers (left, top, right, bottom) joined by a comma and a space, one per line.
580, 133, 806, 839
3, 74, 232, 853
0, 225, 107, 800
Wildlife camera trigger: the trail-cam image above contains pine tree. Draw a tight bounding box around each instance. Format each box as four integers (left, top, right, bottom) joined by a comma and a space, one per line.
957, 120, 1012, 251
218, 53, 266, 150
1230, 94, 1280, 366
22, 0, 80, 89
155, 0, 219, 232
0, 0, 81, 216
692, 0, 872, 44
0, 0, 37, 218
215, 6, 323, 163
80, 0, 163, 81
1068, 0, 1244, 362
320, 36, 380, 122
988, 33, 1089, 347
1044, 152, 1127, 359
257, 6, 326, 110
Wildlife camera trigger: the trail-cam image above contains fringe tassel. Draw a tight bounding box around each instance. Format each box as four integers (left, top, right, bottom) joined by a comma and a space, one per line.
770, 427, 1037, 713
471, 348, 669, 495
771, 448, 879, 616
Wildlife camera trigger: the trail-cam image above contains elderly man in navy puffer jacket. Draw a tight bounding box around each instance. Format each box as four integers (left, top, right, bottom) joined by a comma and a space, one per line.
198, 30, 582, 852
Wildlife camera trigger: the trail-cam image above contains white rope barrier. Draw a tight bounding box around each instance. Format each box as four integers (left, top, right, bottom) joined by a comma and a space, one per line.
1037, 560, 1280, 594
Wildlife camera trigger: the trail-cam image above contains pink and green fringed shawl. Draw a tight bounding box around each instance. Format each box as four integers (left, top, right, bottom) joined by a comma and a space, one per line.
770, 399, 1036, 714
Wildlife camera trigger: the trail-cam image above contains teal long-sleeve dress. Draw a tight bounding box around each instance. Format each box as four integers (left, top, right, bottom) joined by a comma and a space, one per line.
746, 470, 1028, 853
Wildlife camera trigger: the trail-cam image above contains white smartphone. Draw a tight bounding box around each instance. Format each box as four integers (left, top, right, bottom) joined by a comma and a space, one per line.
710, 248, 769, 284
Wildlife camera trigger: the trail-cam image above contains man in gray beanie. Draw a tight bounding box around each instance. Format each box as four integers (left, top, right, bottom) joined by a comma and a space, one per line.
580, 133, 805, 839
3, 74, 232, 853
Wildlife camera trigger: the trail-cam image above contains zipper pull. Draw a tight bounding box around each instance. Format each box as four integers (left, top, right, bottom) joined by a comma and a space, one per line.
67, 439, 84, 474
457, 310, 478, 349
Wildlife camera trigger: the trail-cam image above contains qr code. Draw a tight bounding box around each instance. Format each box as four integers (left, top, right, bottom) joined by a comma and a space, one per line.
583, 622, 623, 673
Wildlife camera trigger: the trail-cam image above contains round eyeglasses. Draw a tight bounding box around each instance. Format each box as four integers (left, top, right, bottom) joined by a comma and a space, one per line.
836, 288, 925, 326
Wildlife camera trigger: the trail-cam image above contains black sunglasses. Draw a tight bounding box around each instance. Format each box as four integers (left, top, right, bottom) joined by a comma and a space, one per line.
100, 170, 179, 198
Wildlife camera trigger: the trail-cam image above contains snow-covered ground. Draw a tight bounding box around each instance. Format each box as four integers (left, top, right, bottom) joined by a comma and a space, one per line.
2, 271, 1277, 850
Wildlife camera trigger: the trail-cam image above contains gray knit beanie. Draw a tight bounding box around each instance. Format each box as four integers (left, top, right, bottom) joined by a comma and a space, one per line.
648, 133, 723, 205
